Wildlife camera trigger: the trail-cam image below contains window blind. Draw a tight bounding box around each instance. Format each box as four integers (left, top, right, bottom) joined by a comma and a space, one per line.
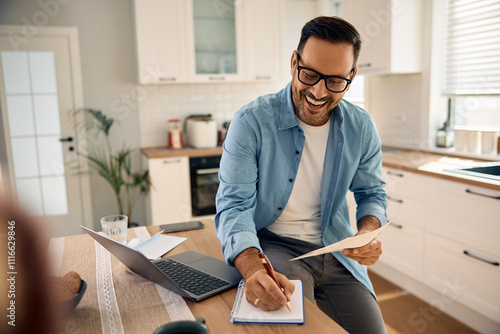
443, 0, 500, 95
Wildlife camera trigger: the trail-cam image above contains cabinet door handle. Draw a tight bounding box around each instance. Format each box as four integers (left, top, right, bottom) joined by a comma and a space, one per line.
195, 168, 219, 175
358, 63, 372, 68
387, 196, 403, 204
463, 250, 499, 266
389, 223, 403, 229
465, 188, 500, 200
386, 170, 404, 178
255, 75, 271, 80
163, 159, 182, 164
209, 76, 226, 81
159, 77, 176, 82
59, 136, 73, 142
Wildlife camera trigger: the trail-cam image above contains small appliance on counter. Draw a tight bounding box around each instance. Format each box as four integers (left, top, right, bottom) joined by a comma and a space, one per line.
186, 114, 217, 148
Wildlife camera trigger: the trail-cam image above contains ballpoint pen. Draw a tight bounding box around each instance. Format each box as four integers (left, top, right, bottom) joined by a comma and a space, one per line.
258, 252, 292, 312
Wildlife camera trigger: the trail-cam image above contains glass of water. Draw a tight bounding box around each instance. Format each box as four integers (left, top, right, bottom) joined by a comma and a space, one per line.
100, 215, 128, 244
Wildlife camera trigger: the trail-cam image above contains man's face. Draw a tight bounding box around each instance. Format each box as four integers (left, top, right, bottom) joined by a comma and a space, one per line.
291, 37, 357, 126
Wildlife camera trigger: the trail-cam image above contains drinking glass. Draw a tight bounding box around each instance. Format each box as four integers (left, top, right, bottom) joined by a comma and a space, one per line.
100, 215, 128, 244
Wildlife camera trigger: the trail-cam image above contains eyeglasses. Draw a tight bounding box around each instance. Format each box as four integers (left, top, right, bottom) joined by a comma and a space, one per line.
296, 53, 354, 93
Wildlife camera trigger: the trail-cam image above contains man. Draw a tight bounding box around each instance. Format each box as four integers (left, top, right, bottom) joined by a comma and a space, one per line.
215, 16, 387, 333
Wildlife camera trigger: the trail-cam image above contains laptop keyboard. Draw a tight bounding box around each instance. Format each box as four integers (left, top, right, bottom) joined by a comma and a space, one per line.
156, 258, 231, 296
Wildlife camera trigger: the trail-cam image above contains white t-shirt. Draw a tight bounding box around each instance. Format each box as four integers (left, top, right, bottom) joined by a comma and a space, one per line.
266, 117, 330, 245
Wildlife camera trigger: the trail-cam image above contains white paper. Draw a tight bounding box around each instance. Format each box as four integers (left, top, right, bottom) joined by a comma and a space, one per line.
134, 233, 186, 260
290, 223, 392, 261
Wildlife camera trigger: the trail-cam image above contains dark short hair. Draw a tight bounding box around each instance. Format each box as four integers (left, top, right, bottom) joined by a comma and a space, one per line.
297, 16, 362, 67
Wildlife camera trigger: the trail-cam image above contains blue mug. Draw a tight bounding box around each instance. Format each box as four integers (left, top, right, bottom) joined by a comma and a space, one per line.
154, 317, 209, 334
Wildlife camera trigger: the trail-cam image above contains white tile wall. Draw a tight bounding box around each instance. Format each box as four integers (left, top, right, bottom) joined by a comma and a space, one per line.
137, 80, 288, 148
366, 73, 424, 148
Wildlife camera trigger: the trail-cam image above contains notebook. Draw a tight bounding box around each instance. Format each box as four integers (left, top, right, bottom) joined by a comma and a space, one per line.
81, 226, 241, 302
230, 280, 304, 324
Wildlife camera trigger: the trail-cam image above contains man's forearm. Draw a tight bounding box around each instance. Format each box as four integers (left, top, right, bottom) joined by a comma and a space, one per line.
233, 247, 264, 280
357, 215, 381, 232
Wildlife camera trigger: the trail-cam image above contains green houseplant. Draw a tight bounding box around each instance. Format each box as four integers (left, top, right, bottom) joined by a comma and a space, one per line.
75, 108, 151, 227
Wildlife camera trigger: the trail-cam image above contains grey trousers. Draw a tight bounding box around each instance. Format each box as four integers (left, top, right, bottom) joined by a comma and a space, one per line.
257, 228, 387, 334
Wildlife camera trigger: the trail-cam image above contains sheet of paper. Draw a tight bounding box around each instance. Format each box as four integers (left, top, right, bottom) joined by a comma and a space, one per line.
290, 207, 405, 261
290, 223, 392, 261
134, 233, 186, 260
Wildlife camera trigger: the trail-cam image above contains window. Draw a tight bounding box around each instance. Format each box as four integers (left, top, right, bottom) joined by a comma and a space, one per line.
344, 74, 365, 109
443, 0, 500, 128
443, 0, 500, 95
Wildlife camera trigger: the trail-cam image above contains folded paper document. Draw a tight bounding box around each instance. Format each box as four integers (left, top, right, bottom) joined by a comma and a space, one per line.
290, 222, 391, 261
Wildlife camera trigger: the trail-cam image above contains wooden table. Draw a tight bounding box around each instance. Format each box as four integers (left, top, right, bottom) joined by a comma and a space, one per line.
53, 220, 346, 333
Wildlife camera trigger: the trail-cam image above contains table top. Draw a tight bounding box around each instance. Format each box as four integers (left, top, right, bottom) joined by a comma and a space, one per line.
52, 220, 346, 333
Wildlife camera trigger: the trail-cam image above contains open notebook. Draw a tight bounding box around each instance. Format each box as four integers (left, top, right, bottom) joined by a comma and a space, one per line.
230, 280, 304, 324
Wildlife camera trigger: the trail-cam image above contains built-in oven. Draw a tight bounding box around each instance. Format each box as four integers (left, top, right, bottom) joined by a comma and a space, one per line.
189, 155, 220, 217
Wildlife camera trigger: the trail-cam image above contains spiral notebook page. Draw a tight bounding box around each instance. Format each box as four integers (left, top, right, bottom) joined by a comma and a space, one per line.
230, 280, 304, 324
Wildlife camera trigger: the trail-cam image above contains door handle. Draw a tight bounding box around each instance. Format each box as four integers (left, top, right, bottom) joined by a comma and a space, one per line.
389, 223, 403, 229
465, 188, 500, 200
387, 196, 404, 204
463, 250, 499, 266
386, 170, 404, 178
59, 136, 73, 142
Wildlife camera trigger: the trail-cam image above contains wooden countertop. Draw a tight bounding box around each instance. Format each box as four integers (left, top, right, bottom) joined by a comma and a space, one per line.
382, 150, 500, 191
141, 146, 223, 159
141, 145, 500, 191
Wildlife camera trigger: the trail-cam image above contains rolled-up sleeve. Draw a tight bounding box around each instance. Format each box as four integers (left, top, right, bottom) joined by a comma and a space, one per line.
215, 112, 263, 265
350, 118, 387, 227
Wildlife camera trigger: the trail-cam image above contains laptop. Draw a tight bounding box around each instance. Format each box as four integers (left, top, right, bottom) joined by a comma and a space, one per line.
81, 226, 242, 302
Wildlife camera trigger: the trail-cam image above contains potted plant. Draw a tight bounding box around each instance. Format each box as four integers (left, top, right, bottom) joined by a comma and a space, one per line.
73, 108, 151, 227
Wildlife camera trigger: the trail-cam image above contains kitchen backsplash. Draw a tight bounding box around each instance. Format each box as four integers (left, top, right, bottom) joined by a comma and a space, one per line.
138, 81, 287, 148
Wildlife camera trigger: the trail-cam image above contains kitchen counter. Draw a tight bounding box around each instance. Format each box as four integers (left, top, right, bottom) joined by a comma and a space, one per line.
382, 150, 500, 191
142, 146, 500, 191
141, 146, 223, 159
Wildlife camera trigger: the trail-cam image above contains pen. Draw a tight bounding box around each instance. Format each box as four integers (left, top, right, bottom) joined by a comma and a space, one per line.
258, 252, 292, 312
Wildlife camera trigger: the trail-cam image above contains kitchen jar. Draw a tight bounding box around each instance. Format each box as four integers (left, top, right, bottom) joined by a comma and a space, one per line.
168, 119, 183, 149
481, 129, 499, 155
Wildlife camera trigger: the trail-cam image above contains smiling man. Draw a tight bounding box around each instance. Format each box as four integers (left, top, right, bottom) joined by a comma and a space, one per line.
215, 16, 387, 333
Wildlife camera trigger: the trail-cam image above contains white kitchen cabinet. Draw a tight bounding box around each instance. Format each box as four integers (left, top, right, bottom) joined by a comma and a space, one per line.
134, 0, 189, 84
378, 167, 428, 278
424, 176, 500, 322
239, 0, 284, 82
373, 164, 500, 330
184, 0, 243, 82
342, 0, 422, 75
424, 233, 500, 322
148, 156, 192, 225
426, 178, 500, 257
134, 0, 283, 84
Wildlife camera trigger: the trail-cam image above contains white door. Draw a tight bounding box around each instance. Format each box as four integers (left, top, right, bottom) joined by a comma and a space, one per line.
0, 26, 92, 237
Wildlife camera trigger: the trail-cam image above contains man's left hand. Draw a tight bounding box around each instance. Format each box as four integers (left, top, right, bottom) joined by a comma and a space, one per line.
343, 215, 383, 265
342, 230, 382, 265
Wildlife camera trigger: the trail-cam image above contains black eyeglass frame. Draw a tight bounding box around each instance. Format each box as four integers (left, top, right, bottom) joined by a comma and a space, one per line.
295, 52, 355, 93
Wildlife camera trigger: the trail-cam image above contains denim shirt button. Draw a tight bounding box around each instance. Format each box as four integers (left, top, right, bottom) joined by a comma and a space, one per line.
289, 179, 293, 182
295, 150, 300, 154
277, 207, 282, 211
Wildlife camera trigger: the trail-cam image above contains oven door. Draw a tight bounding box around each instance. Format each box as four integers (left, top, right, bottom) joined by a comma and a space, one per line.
190, 156, 220, 217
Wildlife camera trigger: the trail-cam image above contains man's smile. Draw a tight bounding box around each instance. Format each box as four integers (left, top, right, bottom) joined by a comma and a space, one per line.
305, 95, 328, 107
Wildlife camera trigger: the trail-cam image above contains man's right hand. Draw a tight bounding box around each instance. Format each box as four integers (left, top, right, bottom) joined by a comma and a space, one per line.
233, 248, 295, 311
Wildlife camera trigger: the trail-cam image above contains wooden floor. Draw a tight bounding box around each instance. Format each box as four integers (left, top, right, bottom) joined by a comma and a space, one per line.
369, 271, 478, 334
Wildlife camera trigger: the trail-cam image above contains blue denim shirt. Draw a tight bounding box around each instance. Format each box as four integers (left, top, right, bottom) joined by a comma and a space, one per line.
215, 82, 387, 296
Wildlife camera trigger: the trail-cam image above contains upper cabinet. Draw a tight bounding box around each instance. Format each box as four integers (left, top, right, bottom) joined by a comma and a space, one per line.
134, 0, 189, 84
342, 0, 423, 75
134, 0, 284, 84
